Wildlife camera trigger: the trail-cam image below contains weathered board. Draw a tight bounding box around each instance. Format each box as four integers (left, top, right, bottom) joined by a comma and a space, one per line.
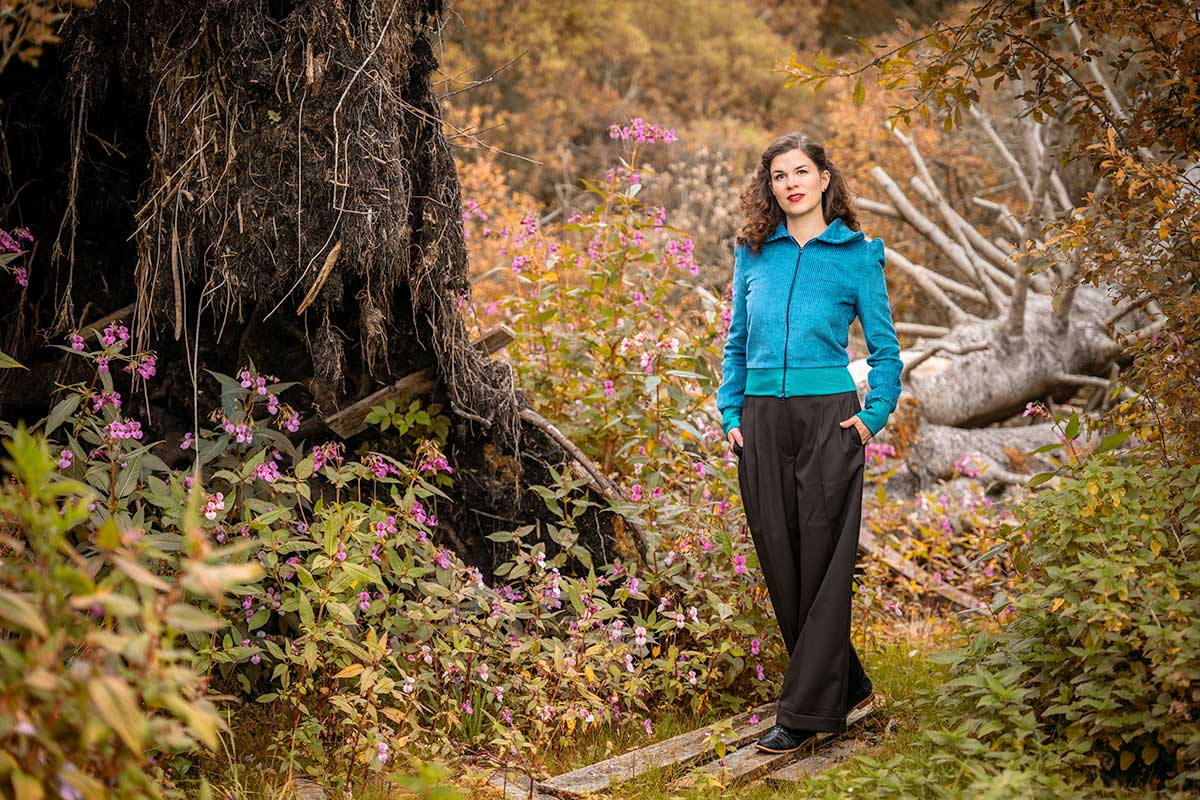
762, 736, 872, 783
674, 696, 877, 790
537, 701, 777, 798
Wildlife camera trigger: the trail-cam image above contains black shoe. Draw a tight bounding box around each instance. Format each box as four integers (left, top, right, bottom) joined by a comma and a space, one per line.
848, 676, 875, 712
755, 723, 817, 753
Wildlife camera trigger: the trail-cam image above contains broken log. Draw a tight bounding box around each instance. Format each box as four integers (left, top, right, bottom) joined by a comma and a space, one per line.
297, 325, 514, 439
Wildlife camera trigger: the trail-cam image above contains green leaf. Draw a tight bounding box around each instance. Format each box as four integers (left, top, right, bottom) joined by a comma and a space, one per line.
0, 589, 49, 637
1097, 430, 1130, 453
853, 75, 866, 106
0, 349, 26, 370
89, 676, 146, 751
165, 604, 225, 632
1064, 410, 1080, 441
45, 394, 81, 436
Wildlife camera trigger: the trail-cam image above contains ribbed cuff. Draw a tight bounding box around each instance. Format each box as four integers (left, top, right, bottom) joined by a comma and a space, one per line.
857, 401, 891, 436
721, 406, 742, 435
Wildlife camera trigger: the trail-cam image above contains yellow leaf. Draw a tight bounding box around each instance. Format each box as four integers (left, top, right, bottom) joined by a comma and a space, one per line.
651, 645, 661, 657
1088, 482, 1098, 495
566, 718, 576, 733
1150, 539, 1162, 556
584, 665, 596, 683
333, 664, 365, 679
1051, 597, 1065, 613
1119, 750, 1135, 771
1169, 584, 1181, 601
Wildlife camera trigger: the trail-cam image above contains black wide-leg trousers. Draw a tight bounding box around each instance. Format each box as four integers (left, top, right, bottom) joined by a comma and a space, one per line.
736, 391, 869, 732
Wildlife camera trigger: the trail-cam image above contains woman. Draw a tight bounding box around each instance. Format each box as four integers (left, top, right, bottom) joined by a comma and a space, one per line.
717, 133, 902, 754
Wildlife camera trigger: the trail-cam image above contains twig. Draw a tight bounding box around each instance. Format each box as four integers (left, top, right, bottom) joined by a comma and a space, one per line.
901, 340, 990, 379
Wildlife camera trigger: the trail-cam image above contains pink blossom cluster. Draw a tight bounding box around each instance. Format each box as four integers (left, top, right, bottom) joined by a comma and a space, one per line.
311, 442, 344, 470
238, 369, 271, 395
953, 451, 985, 478
105, 418, 144, 440
665, 237, 698, 275
221, 417, 255, 445
540, 568, 563, 609
3, 227, 34, 287
203, 492, 226, 520
132, 355, 156, 380
91, 390, 122, 413
57, 449, 73, 469
364, 453, 400, 479
100, 324, 129, 347
513, 214, 539, 247
411, 499, 437, 531
374, 514, 397, 538
865, 441, 897, 464
607, 117, 679, 144
1, 226, 32, 253
418, 453, 454, 474
254, 458, 281, 483
434, 548, 454, 569
460, 199, 488, 225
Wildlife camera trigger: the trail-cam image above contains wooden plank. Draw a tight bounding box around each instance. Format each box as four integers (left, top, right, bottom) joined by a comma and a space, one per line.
487, 766, 557, 800
763, 737, 872, 783
675, 696, 877, 790
537, 702, 776, 798
300, 325, 514, 439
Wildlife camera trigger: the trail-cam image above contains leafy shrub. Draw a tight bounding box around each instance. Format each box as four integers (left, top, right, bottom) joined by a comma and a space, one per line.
0, 424, 259, 799
952, 458, 1200, 787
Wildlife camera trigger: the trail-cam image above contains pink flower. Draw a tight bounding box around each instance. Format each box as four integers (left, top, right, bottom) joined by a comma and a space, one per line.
359, 591, 371, 611
135, 355, 156, 380
203, 492, 225, 520
630, 483, 643, 502
733, 554, 748, 575
69, 334, 85, 350
180, 432, 194, 450
755, 663, 765, 681
434, 548, 454, 569
97, 357, 109, 373
462, 700, 473, 714
643, 719, 653, 735
749, 714, 760, 725
57, 449, 73, 469
751, 638, 761, 655
634, 626, 647, 646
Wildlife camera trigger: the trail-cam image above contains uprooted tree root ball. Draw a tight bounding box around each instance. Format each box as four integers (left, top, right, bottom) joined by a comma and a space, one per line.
0, 0, 637, 578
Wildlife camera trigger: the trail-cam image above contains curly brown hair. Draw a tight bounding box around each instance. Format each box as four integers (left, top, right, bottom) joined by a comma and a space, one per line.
737, 133, 860, 253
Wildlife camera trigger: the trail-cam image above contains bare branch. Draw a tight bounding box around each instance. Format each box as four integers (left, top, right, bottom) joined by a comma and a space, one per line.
892, 128, 1009, 310
909, 176, 1016, 289
1005, 119, 1058, 338
884, 247, 973, 324
853, 197, 901, 218
901, 340, 991, 379
895, 322, 951, 338
972, 197, 1025, 239
870, 166, 1003, 314
967, 105, 1033, 202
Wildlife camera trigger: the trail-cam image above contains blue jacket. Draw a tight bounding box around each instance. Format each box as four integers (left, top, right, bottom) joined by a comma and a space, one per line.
717, 217, 902, 437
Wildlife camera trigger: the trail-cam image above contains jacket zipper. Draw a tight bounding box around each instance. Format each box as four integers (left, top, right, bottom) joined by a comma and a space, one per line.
781, 237, 803, 396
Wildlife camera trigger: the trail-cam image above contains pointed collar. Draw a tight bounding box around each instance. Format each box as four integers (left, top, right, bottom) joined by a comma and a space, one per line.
765, 217, 864, 245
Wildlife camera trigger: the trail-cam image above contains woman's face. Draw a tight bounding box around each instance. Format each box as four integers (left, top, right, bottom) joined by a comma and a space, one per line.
769, 147, 829, 219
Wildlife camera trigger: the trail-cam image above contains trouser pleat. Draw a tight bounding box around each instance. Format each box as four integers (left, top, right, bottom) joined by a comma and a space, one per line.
737, 391, 868, 732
